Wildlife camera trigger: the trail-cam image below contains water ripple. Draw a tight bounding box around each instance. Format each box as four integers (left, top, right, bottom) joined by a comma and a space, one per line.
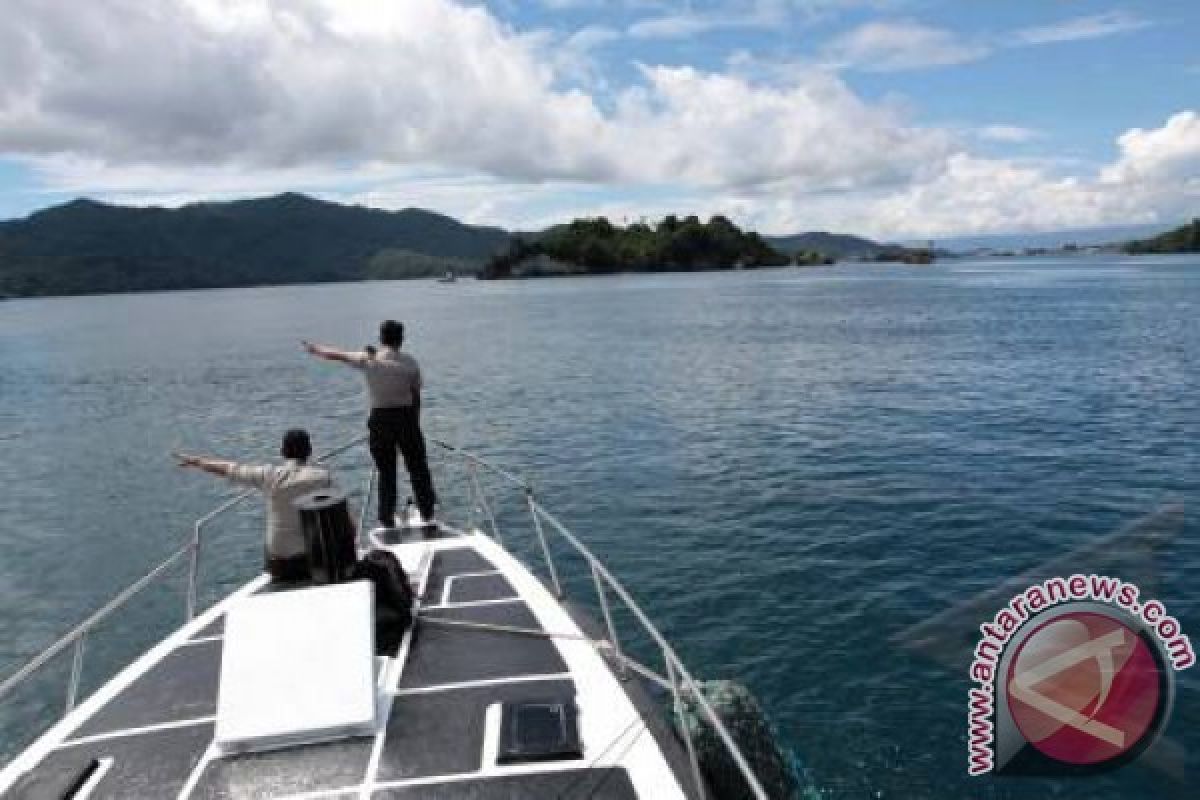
1, 259, 1198, 796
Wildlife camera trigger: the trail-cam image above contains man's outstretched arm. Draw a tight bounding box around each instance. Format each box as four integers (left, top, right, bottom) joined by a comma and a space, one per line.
302, 340, 364, 366
174, 452, 237, 478
175, 452, 267, 489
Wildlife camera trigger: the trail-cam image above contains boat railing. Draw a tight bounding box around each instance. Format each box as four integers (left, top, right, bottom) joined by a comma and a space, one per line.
0, 435, 367, 725
434, 437, 769, 800
0, 432, 768, 799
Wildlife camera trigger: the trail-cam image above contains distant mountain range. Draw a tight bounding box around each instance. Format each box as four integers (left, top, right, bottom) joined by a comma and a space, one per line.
0, 193, 508, 296
0, 194, 1187, 298
764, 231, 908, 260
0, 195, 913, 297
929, 223, 1177, 253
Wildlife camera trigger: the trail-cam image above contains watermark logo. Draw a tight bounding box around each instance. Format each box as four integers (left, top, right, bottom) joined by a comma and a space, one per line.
967, 575, 1192, 777
1007, 611, 1164, 766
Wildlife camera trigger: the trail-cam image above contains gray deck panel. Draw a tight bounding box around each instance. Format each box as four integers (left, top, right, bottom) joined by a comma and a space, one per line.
189, 736, 373, 799
190, 614, 225, 639
69, 639, 221, 739
5, 722, 213, 800
374, 525, 460, 546
376, 679, 576, 782
446, 573, 517, 604
424, 548, 496, 602
372, 768, 638, 799
401, 603, 564, 689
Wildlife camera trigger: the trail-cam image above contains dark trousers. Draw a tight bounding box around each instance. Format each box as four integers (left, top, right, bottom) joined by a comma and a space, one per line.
369, 406, 437, 524
265, 551, 311, 583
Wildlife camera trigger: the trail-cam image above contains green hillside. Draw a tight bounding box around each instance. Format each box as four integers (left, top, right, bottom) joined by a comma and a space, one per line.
1125, 219, 1200, 254
0, 194, 509, 297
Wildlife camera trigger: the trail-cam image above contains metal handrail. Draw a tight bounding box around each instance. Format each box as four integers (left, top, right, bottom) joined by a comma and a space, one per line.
0, 434, 368, 711
0, 432, 769, 799
437, 441, 769, 800
429, 437, 530, 490
0, 544, 192, 704
530, 500, 768, 800
184, 434, 368, 619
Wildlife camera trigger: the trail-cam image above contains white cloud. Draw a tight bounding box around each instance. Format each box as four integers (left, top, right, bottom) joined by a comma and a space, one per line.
623, 0, 898, 40
539, 0, 670, 9
864, 155, 1144, 236
21, 112, 1198, 241
0, 0, 1194, 239
755, 112, 1199, 238
1013, 11, 1151, 46
18, 62, 947, 201
548, 25, 622, 89
627, 9, 769, 39
822, 20, 990, 72
1101, 111, 1200, 185
822, 10, 1153, 74
564, 24, 622, 50
1, 0, 624, 181
617, 65, 948, 189
976, 125, 1042, 144
0, 0, 948, 196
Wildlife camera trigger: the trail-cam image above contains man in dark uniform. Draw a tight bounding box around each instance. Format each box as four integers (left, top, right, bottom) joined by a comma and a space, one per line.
303, 320, 436, 528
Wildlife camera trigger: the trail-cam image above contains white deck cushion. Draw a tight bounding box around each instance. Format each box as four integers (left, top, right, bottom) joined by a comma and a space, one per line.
215, 581, 377, 754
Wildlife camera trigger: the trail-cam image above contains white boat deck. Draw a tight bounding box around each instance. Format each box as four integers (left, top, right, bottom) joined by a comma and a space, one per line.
0, 525, 703, 799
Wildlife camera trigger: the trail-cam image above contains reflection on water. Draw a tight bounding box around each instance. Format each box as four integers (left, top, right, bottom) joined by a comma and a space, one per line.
1, 256, 1198, 797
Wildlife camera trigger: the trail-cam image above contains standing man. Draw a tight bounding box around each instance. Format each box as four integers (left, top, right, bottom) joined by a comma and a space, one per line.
303, 320, 437, 528
175, 429, 332, 582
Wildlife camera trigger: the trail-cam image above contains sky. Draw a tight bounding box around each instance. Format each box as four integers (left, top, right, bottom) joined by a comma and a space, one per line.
0, 0, 1197, 238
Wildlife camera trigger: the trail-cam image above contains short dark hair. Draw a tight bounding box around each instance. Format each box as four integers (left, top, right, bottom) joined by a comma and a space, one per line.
379, 319, 404, 348
281, 429, 312, 461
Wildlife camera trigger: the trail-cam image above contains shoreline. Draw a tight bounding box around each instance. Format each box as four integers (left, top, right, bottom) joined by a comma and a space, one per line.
3, 252, 1198, 300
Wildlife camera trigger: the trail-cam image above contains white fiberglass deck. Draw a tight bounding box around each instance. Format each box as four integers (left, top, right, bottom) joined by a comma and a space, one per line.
0, 525, 701, 799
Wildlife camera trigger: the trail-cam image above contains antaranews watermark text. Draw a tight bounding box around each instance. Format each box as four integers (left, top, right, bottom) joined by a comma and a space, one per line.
967, 574, 1193, 776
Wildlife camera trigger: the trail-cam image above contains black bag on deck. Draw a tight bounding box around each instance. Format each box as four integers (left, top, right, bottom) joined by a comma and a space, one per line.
353, 549, 415, 654
295, 489, 358, 584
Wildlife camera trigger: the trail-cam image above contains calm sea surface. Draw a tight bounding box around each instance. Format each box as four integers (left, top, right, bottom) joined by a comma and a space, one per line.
1, 256, 1198, 798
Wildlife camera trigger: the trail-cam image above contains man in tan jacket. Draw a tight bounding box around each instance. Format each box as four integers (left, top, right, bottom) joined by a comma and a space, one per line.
175, 429, 332, 581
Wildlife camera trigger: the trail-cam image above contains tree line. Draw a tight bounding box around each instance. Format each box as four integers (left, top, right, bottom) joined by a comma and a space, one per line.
1125, 219, 1200, 254
481, 215, 829, 279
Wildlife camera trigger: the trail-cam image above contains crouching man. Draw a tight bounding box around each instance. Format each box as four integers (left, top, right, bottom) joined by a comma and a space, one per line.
174, 429, 333, 582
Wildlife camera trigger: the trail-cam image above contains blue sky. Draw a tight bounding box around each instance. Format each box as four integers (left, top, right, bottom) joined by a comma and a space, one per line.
0, 0, 1196, 237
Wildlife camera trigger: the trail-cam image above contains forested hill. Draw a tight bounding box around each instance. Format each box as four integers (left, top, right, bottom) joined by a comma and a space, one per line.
1125, 219, 1200, 254
0, 193, 509, 297
481, 215, 794, 278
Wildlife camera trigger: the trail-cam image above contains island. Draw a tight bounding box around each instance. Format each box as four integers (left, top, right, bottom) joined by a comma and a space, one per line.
480, 215, 827, 279
1124, 219, 1200, 254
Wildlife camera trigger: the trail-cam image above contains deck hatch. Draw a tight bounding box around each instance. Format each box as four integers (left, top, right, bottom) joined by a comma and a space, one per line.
496, 699, 582, 764
215, 581, 377, 755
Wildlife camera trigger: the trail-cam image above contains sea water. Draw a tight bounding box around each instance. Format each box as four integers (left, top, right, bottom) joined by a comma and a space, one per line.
2, 256, 1198, 798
